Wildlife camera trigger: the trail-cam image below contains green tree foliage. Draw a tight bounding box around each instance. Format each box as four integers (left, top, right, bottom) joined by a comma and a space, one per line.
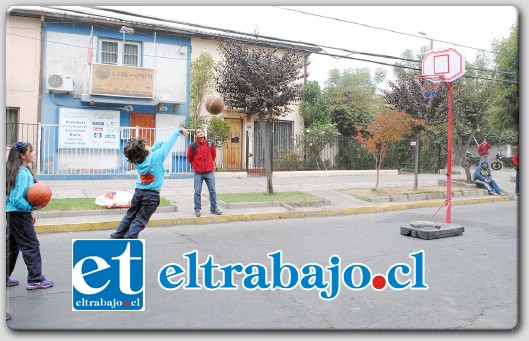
302, 124, 341, 170
189, 52, 215, 129
206, 116, 231, 147
452, 52, 496, 182
488, 23, 519, 131
383, 52, 448, 189
323, 68, 385, 137
382, 68, 448, 126
299, 81, 332, 128
215, 40, 306, 194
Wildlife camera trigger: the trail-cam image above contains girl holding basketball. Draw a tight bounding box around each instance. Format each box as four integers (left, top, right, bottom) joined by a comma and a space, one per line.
6, 142, 54, 290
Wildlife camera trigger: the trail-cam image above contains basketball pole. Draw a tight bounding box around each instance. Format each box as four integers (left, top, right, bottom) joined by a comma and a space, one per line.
445, 80, 453, 224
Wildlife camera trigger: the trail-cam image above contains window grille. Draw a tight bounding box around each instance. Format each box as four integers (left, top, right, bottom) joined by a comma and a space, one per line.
101, 41, 118, 65
123, 44, 139, 66
100, 40, 140, 66
6, 108, 18, 146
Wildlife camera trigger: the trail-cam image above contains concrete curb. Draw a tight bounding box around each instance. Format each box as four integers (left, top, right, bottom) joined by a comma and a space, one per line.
36, 205, 178, 219
34, 195, 510, 234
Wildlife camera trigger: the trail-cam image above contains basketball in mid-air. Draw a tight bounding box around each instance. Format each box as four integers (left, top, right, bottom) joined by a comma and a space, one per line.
27, 182, 52, 207
205, 96, 225, 115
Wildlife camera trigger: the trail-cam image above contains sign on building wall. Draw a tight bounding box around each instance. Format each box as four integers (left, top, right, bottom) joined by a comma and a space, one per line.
59, 108, 120, 149
90, 64, 155, 98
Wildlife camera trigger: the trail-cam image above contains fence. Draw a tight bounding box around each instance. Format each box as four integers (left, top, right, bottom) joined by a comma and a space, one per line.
6, 123, 445, 178
220, 132, 445, 175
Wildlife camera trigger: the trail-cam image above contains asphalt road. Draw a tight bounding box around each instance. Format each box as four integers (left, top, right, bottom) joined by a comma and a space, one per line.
5, 201, 519, 332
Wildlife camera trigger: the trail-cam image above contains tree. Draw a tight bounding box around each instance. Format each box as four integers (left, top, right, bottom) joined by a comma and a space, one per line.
321, 68, 385, 170
324, 68, 385, 137
206, 116, 231, 147
452, 52, 495, 182
189, 52, 215, 130
215, 40, 306, 194
359, 110, 421, 188
302, 123, 340, 170
488, 23, 519, 131
382, 62, 448, 190
299, 81, 332, 128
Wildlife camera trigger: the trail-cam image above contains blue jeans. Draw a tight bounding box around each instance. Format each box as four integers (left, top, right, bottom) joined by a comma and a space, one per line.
475, 179, 503, 194
112, 188, 160, 239
6, 212, 44, 283
194, 171, 217, 212
516, 171, 520, 193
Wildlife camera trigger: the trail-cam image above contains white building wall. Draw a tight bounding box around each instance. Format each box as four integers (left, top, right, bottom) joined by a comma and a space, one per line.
143, 42, 187, 103
45, 31, 187, 103
45, 31, 86, 95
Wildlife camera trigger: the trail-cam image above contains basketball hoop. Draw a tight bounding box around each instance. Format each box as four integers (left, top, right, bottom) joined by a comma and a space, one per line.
415, 75, 443, 100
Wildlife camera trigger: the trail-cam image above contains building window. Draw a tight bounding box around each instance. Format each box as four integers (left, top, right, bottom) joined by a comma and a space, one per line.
123, 44, 139, 66
6, 107, 18, 146
99, 39, 141, 67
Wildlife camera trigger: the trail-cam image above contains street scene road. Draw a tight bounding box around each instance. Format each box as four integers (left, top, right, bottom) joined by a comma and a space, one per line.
6, 200, 518, 331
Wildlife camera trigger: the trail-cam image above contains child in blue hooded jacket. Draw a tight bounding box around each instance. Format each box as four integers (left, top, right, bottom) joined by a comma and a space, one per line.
111, 128, 188, 239
474, 159, 504, 196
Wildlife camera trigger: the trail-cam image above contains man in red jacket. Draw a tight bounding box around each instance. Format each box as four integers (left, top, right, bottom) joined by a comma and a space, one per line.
477, 138, 491, 161
512, 145, 519, 195
186, 128, 222, 217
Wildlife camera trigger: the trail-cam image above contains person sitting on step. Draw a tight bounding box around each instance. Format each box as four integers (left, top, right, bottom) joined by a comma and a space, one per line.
474, 159, 505, 196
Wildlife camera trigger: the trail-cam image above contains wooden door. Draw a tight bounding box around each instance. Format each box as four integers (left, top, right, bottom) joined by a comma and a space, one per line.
224, 118, 243, 170
130, 113, 155, 146
129, 113, 155, 170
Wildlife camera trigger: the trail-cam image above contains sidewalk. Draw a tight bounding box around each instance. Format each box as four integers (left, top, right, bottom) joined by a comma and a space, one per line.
34, 167, 517, 233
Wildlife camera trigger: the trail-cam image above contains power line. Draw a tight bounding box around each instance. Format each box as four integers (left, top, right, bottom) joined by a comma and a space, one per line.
9, 7, 516, 84
87, 6, 515, 79
274, 6, 499, 55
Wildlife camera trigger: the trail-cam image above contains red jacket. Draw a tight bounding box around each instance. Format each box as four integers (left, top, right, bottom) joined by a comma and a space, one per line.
513, 153, 519, 169
186, 138, 216, 173
478, 142, 491, 156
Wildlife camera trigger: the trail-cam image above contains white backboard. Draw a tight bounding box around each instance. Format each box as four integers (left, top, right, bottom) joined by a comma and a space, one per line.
421, 47, 466, 83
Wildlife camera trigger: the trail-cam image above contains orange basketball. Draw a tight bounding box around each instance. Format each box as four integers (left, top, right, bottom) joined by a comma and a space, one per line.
205, 96, 225, 115
27, 183, 52, 207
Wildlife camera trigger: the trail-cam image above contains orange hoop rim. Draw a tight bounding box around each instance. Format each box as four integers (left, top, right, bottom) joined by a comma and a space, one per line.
415, 74, 444, 84
415, 75, 442, 100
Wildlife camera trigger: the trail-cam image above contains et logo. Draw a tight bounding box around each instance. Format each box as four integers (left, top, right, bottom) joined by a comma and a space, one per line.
72, 239, 144, 311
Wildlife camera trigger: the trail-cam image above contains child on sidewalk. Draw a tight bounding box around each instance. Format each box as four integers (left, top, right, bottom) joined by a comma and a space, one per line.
110, 128, 188, 239
6, 142, 54, 290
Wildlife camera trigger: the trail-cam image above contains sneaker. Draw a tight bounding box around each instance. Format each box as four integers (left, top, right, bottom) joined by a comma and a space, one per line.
6, 313, 11, 321
110, 233, 123, 239
492, 192, 499, 196
195, 209, 201, 217
211, 208, 223, 215
6, 277, 19, 287
26, 279, 54, 290
498, 192, 506, 196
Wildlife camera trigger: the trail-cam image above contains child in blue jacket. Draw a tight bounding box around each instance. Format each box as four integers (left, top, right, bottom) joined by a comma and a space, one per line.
6, 142, 54, 290
111, 128, 188, 239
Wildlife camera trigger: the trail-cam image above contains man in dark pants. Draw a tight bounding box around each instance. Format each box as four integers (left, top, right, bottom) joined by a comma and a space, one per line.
186, 128, 222, 217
